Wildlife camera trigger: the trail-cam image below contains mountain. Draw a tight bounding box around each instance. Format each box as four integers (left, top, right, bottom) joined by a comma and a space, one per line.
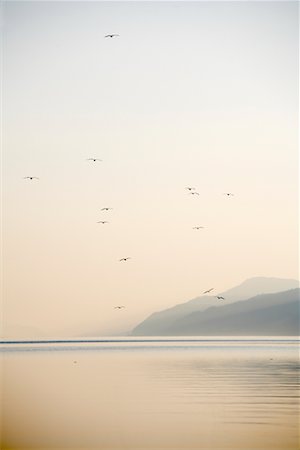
165, 289, 299, 336
131, 277, 299, 336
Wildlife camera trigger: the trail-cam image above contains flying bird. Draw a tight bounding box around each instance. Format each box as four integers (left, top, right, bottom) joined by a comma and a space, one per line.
105, 34, 120, 38
203, 288, 214, 294
190, 192, 200, 196
119, 257, 131, 262
193, 226, 204, 230
185, 187, 195, 191
114, 306, 125, 309
223, 193, 234, 196
97, 221, 109, 224
86, 158, 102, 162
101, 207, 113, 211
215, 296, 225, 300
23, 177, 39, 180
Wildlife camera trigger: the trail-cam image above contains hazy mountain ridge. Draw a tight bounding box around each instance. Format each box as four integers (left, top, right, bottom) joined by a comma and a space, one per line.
165, 289, 299, 336
131, 277, 299, 336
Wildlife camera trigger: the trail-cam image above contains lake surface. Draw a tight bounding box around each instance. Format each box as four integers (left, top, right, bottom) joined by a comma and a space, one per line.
0, 337, 299, 449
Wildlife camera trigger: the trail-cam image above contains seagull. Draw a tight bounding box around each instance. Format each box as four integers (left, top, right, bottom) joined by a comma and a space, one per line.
185, 187, 195, 191
203, 288, 214, 294
190, 192, 200, 196
86, 158, 102, 162
23, 176, 39, 180
223, 193, 234, 196
97, 221, 109, 224
193, 226, 204, 230
105, 34, 120, 38
215, 296, 225, 300
114, 306, 125, 309
119, 257, 131, 262
101, 207, 113, 211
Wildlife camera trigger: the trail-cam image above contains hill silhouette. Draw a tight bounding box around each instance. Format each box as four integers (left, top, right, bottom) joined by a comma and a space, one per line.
131, 277, 299, 336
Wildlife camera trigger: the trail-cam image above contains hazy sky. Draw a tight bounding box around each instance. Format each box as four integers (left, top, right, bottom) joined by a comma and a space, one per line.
2, 1, 299, 337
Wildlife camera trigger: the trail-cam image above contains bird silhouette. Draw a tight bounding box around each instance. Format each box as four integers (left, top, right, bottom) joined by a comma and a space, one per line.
190, 192, 200, 196
86, 158, 102, 162
101, 207, 113, 211
23, 177, 39, 180
193, 226, 204, 230
119, 257, 131, 262
105, 34, 120, 38
223, 193, 234, 196
185, 187, 195, 191
114, 306, 125, 309
97, 221, 109, 224
215, 296, 225, 300
203, 288, 214, 294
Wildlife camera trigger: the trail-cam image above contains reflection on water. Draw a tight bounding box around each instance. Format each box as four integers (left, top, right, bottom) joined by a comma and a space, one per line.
0, 338, 299, 449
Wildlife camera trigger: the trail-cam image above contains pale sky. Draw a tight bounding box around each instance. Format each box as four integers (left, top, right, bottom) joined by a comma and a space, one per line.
2, 1, 299, 337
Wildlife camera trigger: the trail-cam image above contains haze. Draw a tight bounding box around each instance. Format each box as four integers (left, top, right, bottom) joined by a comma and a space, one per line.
2, 1, 298, 337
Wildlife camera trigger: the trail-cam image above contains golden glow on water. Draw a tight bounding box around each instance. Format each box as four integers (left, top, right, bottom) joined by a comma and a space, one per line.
0, 338, 299, 449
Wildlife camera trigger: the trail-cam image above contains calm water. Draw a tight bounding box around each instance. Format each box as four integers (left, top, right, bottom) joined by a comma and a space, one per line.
0, 337, 299, 450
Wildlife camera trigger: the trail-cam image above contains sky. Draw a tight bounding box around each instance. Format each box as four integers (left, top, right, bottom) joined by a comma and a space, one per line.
1, 1, 299, 337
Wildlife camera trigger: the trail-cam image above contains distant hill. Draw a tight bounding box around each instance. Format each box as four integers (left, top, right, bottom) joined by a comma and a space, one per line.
131, 277, 299, 336
165, 289, 299, 336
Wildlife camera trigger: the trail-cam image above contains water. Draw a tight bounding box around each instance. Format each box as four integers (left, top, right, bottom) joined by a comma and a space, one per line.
0, 337, 299, 449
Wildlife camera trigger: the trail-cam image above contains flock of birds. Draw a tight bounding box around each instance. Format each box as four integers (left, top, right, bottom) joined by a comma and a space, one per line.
23, 171, 230, 307
22, 33, 234, 311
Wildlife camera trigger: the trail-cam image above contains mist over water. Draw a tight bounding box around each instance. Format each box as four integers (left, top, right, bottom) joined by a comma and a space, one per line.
2, 3, 298, 448
0, 338, 299, 449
